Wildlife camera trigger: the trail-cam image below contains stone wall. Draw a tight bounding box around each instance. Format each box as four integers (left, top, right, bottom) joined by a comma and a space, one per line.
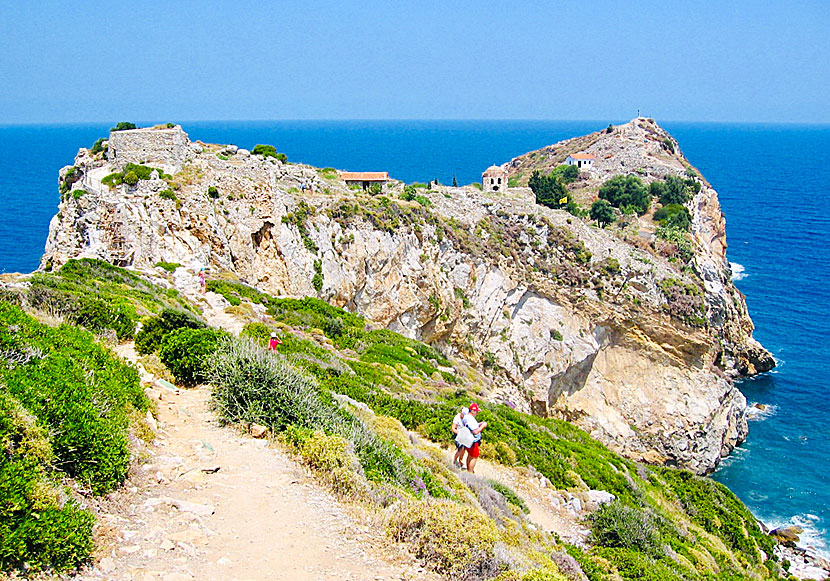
107, 126, 190, 173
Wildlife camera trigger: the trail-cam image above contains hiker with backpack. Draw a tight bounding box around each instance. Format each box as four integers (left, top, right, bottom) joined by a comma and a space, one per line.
462, 403, 487, 474
451, 407, 469, 468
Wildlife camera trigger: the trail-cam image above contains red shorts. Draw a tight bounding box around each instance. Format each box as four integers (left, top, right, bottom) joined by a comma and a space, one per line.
467, 441, 480, 458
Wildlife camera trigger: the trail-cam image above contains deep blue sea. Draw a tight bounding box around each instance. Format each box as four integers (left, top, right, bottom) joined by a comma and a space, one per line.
1, 120, 828, 553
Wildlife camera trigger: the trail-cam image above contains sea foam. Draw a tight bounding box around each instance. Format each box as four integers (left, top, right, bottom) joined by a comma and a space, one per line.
730, 262, 747, 281
767, 514, 829, 558
746, 403, 777, 421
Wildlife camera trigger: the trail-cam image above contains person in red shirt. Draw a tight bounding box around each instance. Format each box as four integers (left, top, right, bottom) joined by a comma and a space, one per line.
463, 403, 488, 474
268, 332, 281, 350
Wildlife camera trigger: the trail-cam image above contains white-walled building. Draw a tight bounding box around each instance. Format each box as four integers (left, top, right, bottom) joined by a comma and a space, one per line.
565, 153, 595, 169
482, 165, 508, 192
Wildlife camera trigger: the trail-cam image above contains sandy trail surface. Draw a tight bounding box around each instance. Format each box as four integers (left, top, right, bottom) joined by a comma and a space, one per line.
66, 346, 434, 581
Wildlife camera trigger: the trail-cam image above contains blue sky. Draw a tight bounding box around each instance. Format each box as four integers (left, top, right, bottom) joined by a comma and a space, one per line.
1, 1, 827, 124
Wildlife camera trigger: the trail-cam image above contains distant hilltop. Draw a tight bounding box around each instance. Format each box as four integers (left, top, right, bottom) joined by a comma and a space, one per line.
43, 118, 773, 474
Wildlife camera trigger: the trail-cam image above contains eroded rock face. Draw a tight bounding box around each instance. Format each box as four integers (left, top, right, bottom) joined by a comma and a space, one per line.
42, 119, 772, 474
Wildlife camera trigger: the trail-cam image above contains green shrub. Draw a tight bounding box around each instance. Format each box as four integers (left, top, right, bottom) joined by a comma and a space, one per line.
590, 199, 616, 227
655, 467, 774, 561
551, 164, 580, 184
154, 261, 181, 273
110, 121, 136, 131
653, 204, 691, 231
594, 547, 683, 581
401, 185, 417, 201
1, 390, 95, 573
312, 259, 323, 292
588, 501, 662, 557
0, 454, 95, 572
488, 480, 529, 514
241, 322, 273, 345
598, 175, 650, 215
101, 171, 123, 188
159, 327, 225, 386
0, 302, 146, 493
210, 337, 409, 484
318, 167, 339, 180
89, 138, 106, 155
135, 308, 206, 354
252, 144, 278, 158
650, 176, 700, 206
71, 295, 137, 340
123, 170, 139, 186
529, 170, 569, 209
102, 163, 171, 189
207, 279, 272, 307
25, 259, 192, 335
656, 226, 694, 263
159, 189, 177, 201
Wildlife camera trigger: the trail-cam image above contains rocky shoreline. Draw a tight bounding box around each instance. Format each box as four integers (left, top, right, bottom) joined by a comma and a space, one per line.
769, 524, 830, 580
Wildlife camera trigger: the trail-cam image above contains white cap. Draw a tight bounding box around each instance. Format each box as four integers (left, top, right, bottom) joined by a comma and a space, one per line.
270, 332, 276, 337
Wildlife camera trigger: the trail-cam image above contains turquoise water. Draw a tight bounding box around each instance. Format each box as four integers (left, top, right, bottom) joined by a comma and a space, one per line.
665, 122, 830, 555
1, 120, 827, 552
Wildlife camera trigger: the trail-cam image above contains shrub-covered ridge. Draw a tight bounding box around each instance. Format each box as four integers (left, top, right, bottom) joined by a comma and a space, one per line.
0, 301, 148, 572
201, 284, 786, 580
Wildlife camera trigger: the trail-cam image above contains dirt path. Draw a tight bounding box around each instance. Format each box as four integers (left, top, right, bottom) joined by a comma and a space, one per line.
66, 340, 434, 581
445, 450, 590, 547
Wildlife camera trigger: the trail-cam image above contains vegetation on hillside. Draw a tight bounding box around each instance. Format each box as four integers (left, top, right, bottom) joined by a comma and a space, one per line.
529, 170, 570, 210
102, 163, 173, 189
12, 259, 193, 341
0, 253, 787, 579
197, 285, 783, 580
598, 175, 651, 215
0, 301, 147, 572
251, 144, 287, 162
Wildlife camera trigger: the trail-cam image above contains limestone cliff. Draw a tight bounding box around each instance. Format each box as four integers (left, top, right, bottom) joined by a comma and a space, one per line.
42, 120, 773, 474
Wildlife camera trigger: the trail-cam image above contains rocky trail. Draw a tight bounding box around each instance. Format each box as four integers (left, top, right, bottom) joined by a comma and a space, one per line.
53, 271, 438, 581
65, 349, 435, 581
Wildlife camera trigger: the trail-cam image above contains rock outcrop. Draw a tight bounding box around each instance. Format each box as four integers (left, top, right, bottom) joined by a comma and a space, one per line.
42, 119, 773, 474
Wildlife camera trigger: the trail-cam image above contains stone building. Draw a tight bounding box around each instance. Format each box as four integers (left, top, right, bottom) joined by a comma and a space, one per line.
107, 125, 190, 173
482, 165, 508, 192
340, 171, 389, 190
565, 153, 595, 169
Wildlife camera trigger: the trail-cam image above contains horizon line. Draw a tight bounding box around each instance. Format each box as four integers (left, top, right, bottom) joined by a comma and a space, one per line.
2, 118, 830, 129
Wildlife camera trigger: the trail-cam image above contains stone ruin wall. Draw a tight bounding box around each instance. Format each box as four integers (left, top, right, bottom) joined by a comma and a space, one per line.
106, 126, 190, 173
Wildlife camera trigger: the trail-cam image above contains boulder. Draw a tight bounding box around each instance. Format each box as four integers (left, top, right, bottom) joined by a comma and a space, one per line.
249, 423, 268, 438
770, 525, 802, 546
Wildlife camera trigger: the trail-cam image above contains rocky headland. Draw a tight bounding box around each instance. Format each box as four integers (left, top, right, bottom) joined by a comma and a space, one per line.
43, 119, 773, 476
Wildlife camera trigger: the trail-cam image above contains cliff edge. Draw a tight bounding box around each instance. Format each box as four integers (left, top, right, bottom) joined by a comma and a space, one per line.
42, 120, 773, 474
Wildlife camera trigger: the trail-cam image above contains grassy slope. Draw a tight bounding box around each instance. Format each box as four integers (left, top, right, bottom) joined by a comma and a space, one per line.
0, 261, 785, 579
0, 260, 185, 574
207, 278, 784, 581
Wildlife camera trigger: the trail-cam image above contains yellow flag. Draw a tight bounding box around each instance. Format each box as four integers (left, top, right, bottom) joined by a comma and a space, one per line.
559, 196, 568, 205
